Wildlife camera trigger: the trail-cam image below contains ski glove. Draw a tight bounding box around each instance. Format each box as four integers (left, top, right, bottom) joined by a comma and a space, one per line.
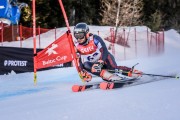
128, 69, 142, 78
91, 60, 104, 73
80, 70, 92, 82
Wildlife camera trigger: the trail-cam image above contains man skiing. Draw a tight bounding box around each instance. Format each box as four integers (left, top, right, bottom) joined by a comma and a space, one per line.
74, 22, 141, 82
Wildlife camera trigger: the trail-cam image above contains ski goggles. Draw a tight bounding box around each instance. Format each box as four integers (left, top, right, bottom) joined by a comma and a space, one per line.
74, 32, 85, 39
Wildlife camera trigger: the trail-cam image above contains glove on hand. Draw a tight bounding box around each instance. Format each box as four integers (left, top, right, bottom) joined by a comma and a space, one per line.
80, 70, 92, 82
91, 60, 104, 73
128, 69, 142, 78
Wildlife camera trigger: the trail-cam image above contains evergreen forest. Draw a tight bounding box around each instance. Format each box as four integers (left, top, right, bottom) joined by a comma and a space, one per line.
19, 0, 180, 32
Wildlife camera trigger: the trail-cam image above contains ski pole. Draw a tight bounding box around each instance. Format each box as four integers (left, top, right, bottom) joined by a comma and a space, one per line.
140, 73, 179, 79
108, 69, 179, 79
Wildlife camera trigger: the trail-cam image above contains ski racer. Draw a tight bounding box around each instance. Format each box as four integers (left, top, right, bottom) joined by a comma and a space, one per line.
74, 22, 142, 82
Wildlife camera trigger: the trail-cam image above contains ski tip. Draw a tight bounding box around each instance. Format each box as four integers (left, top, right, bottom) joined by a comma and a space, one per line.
72, 85, 85, 92
100, 82, 114, 90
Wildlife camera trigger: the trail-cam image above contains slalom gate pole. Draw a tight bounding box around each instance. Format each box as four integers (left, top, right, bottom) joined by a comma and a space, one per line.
32, 0, 37, 85
58, 0, 83, 81
58, 0, 70, 31
108, 69, 179, 79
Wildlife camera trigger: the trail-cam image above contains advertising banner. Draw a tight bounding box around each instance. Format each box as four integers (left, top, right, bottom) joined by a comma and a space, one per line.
0, 46, 71, 75
35, 32, 73, 69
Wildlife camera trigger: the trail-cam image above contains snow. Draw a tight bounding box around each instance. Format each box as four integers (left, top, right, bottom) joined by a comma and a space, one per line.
0, 26, 180, 120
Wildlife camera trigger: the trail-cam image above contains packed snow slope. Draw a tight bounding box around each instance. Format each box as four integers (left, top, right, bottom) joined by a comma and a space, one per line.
0, 27, 180, 120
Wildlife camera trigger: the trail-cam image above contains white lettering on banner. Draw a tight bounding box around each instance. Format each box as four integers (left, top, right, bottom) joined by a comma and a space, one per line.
0, 6, 5, 9
42, 59, 56, 65
55, 64, 64, 67
42, 56, 67, 66
80, 46, 94, 53
56, 56, 67, 61
4, 60, 28, 67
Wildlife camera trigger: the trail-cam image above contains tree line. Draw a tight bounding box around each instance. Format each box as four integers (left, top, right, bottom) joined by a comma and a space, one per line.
19, 0, 180, 32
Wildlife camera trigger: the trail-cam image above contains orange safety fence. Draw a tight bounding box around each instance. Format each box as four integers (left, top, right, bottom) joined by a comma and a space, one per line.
102, 27, 165, 61
0, 24, 51, 42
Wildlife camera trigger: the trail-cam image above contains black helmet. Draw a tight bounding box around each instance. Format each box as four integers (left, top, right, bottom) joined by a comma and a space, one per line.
74, 22, 89, 40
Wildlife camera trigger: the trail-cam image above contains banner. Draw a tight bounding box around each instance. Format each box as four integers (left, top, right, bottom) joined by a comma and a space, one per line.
0, 47, 34, 75
35, 32, 73, 69
0, 46, 72, 75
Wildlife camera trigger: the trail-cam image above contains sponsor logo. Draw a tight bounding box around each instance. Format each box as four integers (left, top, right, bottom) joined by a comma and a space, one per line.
45, 44, 58, 56
42, 55, 67, 66
0, 6, 5, 9
74, 28, 84, 33
4, 60, 28, 67
80, 46, 95, 53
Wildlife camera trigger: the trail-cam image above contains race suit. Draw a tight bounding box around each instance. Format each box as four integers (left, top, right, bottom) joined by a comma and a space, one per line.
76, 34, 130, 76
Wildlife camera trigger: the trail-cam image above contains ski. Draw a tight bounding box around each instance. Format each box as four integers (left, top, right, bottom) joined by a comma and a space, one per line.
72, 82, 100, 92
72, 75, 173, 92
100, 78, 138, 90
72, 77, 138, 92
99, 76, 171, 90
72, 72, 178, 92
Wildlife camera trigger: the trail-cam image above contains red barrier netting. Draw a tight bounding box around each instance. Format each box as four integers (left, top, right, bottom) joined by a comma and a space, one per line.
0, 25, 51, 42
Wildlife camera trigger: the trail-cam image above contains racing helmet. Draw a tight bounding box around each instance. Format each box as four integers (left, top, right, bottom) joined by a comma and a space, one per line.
74, 22, 89, 40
